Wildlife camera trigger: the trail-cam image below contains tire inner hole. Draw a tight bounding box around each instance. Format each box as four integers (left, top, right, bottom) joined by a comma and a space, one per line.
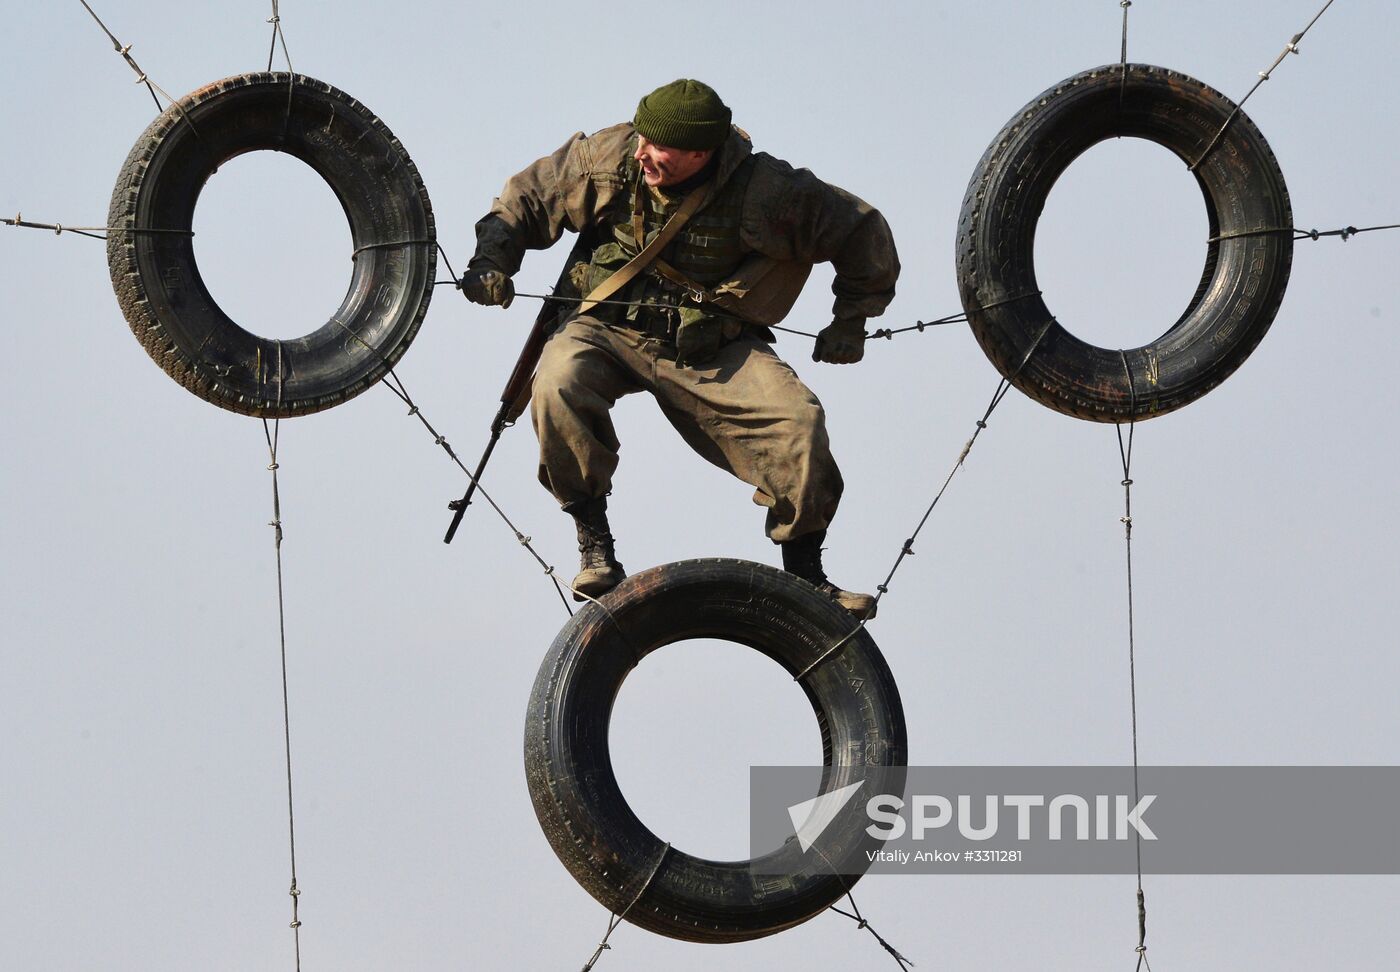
609, 637, 826, 862
1034, 137, 1210, 350
192, 150, 353, 341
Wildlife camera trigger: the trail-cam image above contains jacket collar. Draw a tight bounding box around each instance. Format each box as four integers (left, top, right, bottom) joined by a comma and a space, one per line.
712, 125, 754, 191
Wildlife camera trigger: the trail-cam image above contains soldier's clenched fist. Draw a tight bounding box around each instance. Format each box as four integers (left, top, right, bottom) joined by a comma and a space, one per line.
812, 317, 866, 364
459, 268, 515, 308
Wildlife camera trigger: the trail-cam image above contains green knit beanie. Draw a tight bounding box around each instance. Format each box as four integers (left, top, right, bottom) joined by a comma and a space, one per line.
633, 79, 732, 150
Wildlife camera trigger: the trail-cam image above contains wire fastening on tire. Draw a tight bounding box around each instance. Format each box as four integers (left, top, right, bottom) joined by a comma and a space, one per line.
107, 72, 435, 417
956, 63, 1293, 422
524, 558, 907, 944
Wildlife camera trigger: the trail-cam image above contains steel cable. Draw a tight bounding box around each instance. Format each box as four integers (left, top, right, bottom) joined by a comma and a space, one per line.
262, 0, 296, 137
1190, 0, 1337, 170
266, 0, 293, 74
259, 347, 304, 972
77, 0, 200, 136
1293, 223, 1400, 241
1207, 222, 1400, 243
868, 320, 1052, 616
794, 317, 1053, 685
1, 214, 194, 241
434, 281, 967, 344
369, 363, 576, 616
1115, 353, 1152, 972
1118, 0, 1132, 108
576, 844, 671, 971
829, 893, 915, 971
808, 842, 915, 969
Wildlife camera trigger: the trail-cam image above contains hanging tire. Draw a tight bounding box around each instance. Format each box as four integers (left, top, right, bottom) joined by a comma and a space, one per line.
524, 558, 907, 944
107, 73, 435, 418
955, 63, 1293, 422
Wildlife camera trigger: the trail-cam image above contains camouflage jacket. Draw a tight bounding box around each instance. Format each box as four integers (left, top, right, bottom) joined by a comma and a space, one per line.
469, 123, 900, 333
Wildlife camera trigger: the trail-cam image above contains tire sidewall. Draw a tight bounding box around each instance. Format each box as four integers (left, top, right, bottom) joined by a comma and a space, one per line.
955, 63, 1293, 422
107, 73, 435, 418
524, 558, 907, 944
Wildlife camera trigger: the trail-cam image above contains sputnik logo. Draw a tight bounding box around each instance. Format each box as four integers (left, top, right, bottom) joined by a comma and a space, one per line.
787, 780, 865, 852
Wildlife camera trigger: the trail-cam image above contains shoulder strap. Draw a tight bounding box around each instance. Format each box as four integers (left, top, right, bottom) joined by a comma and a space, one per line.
576, 180, 711, 316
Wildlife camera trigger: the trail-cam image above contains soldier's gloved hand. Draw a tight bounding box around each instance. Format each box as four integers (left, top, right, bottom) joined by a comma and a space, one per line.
812, 317, 866, 364
459, 268, 515, 309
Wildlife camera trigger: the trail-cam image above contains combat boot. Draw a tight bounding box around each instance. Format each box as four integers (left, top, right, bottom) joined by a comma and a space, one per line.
781, 531, 877, 620
564, 497, 626, 600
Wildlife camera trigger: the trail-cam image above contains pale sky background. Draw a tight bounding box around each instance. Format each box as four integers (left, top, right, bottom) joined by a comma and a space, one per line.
3, 2, 1397, 970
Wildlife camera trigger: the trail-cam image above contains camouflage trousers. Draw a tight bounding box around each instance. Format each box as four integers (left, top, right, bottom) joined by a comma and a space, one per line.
531, 316, 843, 543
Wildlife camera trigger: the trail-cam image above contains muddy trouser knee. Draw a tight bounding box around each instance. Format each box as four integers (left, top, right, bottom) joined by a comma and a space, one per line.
650, 334, 843, 543
530, 318, 646, 507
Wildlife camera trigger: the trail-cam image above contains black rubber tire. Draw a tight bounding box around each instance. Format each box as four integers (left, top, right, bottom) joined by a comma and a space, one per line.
107, 73, 435, 418
956, 64, 1293, 422
524, 558, 907, 944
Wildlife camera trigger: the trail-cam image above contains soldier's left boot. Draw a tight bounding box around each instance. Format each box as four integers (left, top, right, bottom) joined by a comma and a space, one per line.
780, 530, 877, 620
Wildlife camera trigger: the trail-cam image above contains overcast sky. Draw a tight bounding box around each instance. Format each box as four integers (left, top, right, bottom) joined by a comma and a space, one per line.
3, 2, 1397, 970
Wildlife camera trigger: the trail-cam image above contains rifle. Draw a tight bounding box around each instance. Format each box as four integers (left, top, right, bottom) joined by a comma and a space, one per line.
442, 296, 555, 543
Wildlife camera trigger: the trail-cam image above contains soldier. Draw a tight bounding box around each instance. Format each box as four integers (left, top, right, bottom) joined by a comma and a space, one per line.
461, 79, 899, 618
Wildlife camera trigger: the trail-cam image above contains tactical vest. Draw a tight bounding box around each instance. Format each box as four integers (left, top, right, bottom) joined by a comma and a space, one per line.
579, 152, 757, 363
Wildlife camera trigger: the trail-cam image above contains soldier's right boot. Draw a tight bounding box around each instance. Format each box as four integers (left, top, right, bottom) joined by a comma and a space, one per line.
564, 497, 627, 601
781, 530, 878, 620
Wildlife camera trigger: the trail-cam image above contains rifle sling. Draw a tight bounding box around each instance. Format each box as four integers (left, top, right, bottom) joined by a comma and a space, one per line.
576, 178, 712, 316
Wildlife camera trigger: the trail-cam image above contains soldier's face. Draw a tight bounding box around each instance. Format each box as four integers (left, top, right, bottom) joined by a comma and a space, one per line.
634, 136, 713, 188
